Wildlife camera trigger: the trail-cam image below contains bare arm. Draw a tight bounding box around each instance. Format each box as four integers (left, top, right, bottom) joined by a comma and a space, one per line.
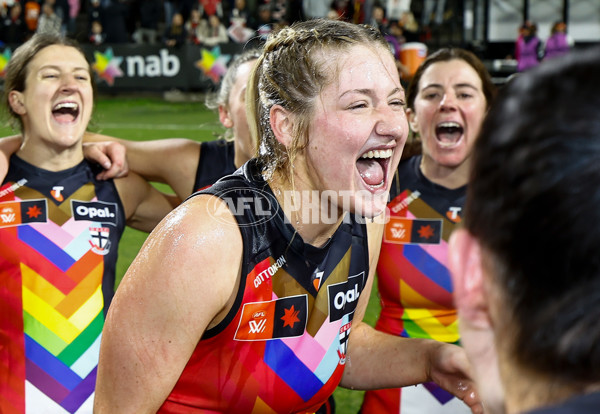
114, 171, 176, 233
0, 135, 22, 180
340, 218, 483, 413
94, 195, 243, 413
84, 132, 201, 200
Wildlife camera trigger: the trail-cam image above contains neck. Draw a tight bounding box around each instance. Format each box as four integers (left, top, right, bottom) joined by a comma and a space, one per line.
268, 170, 344, 248
419, 154, 470, 189
234, 140, 251, 169
17, 136, 84, 172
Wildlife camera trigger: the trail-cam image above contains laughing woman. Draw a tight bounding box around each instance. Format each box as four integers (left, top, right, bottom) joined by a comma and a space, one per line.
94, 20, 482, 413
0, 33, 173, 413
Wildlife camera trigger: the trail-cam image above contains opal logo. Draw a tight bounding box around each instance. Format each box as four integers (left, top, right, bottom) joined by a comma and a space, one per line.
328, 272, 366, 322
72, 200, 119, 226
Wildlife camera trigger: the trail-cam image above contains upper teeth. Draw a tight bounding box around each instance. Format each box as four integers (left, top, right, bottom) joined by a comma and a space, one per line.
54, 102, 78, 110
361, 149, 393, 159
438, 121, 461, 128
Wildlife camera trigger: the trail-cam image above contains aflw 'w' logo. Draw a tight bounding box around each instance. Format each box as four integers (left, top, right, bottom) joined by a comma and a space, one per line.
248, 319, 267, 334
1, 213, 15, 223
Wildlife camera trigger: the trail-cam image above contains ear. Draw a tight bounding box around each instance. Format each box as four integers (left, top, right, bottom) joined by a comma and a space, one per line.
406, 107, 419, 134
8, 91, 26, 115
218, 105, 233, 128
448, 228, 491, 329
269, 104, 294, 148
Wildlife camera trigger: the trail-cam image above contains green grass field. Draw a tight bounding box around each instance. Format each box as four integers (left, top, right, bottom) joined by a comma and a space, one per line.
1, 96, 381, 413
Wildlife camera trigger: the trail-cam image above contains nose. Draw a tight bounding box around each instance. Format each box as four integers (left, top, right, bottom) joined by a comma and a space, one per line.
374, 105, 406, 139
60, 73, 79, 93
439, 91, 457, 111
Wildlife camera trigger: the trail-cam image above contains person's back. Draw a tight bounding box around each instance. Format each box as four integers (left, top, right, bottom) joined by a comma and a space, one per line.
102, 0, 129, 43
516, 23, 541, 72
544, 22, 570, 60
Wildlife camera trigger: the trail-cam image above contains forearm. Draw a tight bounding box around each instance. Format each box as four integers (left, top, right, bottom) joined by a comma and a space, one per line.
340, 321, 434, 390
84, 132, 198, 199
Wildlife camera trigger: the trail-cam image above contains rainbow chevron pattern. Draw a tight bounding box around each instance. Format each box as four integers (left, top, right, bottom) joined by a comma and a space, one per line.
0, 179, 113, 414
361, 156, 469, 413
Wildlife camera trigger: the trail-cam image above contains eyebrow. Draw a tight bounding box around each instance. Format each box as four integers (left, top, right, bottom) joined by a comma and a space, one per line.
421, 83, 479, 91
340, 87, 404, 98
38, 64, 90, 72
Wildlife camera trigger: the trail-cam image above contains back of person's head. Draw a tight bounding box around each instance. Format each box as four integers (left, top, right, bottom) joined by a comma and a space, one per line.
205, 47, 262, 140
247, 18, 391, 178
3, 33, 89, 131
465, 46, 600, 387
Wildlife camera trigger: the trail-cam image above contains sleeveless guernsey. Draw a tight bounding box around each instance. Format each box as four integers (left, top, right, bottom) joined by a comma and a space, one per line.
160, 159, 370, 413
361, 156, 469, 414
0, 156, 126, 414
193, 139, 236, 191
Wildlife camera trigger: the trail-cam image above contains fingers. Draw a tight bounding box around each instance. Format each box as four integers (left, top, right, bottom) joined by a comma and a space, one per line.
83, 142, 129, 180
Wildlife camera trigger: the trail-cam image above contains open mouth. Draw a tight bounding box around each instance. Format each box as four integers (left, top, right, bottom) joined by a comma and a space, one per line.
52, 102, 80, 123
435, 121, 463, 148
356, 148, 393, 189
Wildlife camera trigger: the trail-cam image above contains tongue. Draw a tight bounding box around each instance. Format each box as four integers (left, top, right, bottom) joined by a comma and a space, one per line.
356, 159, 384, 186
53, 112, 76, 123
437, 129, 461, 144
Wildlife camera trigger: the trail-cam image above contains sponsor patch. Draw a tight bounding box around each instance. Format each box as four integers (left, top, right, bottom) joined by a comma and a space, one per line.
234, 295, 307, 341
383, 217, 442, 245
328, 272, 365, 322
0, 199, 47, 228
72, 200, 119, 226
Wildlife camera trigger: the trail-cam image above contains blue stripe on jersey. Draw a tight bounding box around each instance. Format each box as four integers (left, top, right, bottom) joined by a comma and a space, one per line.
403, 244, 452, 292
264, 339, 324, 401
25, 335, 82, 390
18, 225, 76, 272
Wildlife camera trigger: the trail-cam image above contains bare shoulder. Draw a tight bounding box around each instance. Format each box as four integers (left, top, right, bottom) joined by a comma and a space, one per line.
131, 193, 244, 305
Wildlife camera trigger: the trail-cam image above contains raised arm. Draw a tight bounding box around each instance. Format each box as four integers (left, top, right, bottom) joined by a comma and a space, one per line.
84, 132, 201, 200
94, 195, 243, 413
340, 218, 483, 413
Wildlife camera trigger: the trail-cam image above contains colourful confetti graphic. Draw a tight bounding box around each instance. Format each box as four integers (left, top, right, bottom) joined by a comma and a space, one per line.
92, 48, 124, 86
195, 47, 231, 83
0, 48, 12, 78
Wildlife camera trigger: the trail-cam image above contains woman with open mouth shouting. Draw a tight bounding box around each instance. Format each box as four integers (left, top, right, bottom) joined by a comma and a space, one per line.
361, 48, 496, 414
0, 33, 173, 414
94, 20, 483, 414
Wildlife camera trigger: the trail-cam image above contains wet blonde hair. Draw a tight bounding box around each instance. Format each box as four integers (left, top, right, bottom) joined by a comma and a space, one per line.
246, 18, 391, 180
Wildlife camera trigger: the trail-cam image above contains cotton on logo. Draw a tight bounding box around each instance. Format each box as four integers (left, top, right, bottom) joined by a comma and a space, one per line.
248, 319, 267, 334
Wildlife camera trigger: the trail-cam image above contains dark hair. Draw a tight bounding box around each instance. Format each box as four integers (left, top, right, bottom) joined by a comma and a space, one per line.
3, 33, 94, 132
465, 47, 600, 387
